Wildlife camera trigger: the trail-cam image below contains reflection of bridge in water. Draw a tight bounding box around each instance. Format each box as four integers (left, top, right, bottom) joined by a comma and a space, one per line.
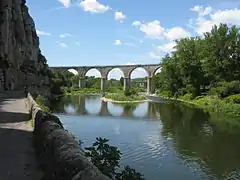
64, 96, 162, 120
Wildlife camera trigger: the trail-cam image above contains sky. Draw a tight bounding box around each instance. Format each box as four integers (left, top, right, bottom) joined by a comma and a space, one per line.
26, 0, 240, 79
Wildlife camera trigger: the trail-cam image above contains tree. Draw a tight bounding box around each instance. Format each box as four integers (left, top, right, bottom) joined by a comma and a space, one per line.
85, 137, 144, 180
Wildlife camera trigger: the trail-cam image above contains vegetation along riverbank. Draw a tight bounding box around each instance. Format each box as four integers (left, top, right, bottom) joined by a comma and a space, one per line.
153, 23, 240, 123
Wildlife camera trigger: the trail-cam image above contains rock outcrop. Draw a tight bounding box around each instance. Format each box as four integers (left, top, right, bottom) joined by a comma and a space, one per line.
0, 0, 49, 91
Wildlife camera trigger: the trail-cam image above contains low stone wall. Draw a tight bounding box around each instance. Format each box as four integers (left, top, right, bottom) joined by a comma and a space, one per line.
27, 93, 110, 180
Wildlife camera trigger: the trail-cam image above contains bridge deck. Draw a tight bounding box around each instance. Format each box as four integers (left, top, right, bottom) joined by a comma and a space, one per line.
0, 91, 42, 180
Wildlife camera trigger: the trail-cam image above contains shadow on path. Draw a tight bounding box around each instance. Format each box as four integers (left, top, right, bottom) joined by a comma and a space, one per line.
0, 91, 42, 180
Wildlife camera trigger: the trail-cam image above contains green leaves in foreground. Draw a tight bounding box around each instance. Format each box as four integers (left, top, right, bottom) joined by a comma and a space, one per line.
85, 137, 145, 180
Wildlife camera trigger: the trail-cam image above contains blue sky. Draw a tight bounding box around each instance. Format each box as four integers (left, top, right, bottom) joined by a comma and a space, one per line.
26, 0, 240, 79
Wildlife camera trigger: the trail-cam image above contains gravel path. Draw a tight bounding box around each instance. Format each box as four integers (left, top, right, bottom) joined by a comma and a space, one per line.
0, 91, 42, 180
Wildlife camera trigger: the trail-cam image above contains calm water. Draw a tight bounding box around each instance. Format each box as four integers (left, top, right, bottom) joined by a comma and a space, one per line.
51, 95, 240, 180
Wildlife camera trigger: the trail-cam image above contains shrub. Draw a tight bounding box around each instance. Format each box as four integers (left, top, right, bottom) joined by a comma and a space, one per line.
209, 81, 240, 98
85, 137, 144, 180
85, 137, 121, 178
116, 166, 145, 180
124, 88, 132, 97
180, 93, 194, 101
158, 91, 172, 98
36, 95, 50, 112
194, 96, 204, 100
225, 94, 240, 104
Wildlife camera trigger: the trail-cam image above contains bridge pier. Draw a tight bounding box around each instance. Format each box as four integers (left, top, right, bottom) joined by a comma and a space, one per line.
101, 77, 108, 90
147, 77, 155, 94
78, 77, 85, 88
123, 77, 131, 91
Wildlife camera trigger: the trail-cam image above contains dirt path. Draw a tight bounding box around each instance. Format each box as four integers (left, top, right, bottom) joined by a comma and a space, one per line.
0, 91, 42, 180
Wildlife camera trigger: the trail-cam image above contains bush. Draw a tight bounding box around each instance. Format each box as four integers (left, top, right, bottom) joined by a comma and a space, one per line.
180, 93, 194, 101
225, 94, 240, 104
85, 137, 144, 180
36, 95, 50, 112
209, 81, 240, 98
124, 88, 132, 96
157, 91, 172, 98
194, 96, 204, 100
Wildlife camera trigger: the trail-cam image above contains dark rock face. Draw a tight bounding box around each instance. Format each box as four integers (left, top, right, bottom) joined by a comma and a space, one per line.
27, 94, 111, 180
0, 0, 49, 91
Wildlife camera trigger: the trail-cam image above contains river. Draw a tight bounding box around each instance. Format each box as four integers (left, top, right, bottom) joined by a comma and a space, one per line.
50, 95, 240, 180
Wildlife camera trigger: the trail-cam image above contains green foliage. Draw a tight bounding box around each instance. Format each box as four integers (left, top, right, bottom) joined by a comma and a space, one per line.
116, 166, 145, 180
225, 94, 240, 104
36, 95, 50, 112
85, 137, 144, 180
124, 88, 132, 96
209, 81, 240, 98
156, 24, 240, 99
180, 93, 194, 101
193, 96, 240, 118
106, 93, 145, 102
124, 88, 138, 97
64, 87, 103, 95
157, 91, 172, 98
85, 137, 121, 178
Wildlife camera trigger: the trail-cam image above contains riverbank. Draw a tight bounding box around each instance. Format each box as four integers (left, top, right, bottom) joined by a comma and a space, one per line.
159, 94, 240, 124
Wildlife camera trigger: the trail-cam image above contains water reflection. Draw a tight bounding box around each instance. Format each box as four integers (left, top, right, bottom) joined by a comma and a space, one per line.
52, 95, 159, 119
53, 95, 240, 180
159, 102, 240, 180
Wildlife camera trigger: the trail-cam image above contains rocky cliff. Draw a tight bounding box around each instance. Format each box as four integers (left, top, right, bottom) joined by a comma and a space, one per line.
0, 0, 49, 91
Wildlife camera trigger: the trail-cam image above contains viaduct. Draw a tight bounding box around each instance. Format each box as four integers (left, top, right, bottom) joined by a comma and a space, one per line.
50, 64, 161, 94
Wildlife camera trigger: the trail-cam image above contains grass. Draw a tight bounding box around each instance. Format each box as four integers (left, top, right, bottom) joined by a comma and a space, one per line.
159, 93, 240, 125
64, 87, 103, 95
106, 93, 145, 102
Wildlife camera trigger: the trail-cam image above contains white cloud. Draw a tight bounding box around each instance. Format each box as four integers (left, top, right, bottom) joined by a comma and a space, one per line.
115, 11, 126, 22
190, 6, 240, 34
58, 0, 71, 8
165, 27, 191, 40
149, 52, 161, 59
157, 42, 176, 53
190, 5, 212, 16
75, 42, 80, 45
114, 40, 121, 45
36, 29, 51, 36
132, 20, 165, 39
124, 42, 136, 47
80, 0, 111, 13
125, 62, 136, 65
56, 41, 68, 48
132, 20, 190, 40
60, 33, 72, 38
211, 9, 240, 25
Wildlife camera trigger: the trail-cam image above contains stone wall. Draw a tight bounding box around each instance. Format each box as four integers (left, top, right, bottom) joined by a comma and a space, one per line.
27, 93, 111, 180
0, 0, 50, 91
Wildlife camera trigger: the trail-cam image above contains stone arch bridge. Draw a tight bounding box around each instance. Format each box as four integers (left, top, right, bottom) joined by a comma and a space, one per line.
50, 64, 161, 94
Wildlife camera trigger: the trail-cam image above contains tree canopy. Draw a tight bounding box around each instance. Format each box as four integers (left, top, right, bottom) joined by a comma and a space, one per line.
155, 23, 240, 97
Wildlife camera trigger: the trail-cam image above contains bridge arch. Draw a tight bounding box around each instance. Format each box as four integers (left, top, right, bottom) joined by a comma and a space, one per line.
84, 68, 102, 77
128, 66, 149, 78
107, 68, 124, 80
68, 69, 79, 76
153, 66, 162, 75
